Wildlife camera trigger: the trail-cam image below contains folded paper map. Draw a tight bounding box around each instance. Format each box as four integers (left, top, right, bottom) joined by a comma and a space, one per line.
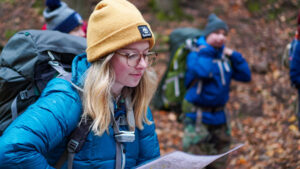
137, 144, 244, 169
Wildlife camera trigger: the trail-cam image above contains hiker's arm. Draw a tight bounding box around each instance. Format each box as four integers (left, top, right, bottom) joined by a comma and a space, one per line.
290, 40, 300, 88
0, 79, 81, 169
136, 108, 160, 166
230, 51, 251, 82
187, 51, 214, 78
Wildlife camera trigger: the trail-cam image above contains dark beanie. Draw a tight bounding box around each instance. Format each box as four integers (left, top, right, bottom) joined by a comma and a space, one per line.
203, 13, 228, 37
46, 0, 61, 11
43, 1, 83, 33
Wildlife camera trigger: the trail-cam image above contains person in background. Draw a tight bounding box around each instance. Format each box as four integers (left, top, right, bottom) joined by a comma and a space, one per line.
43, 0, 86, 37
0, 0, 160, 168
182, 13, 251, 169
290, 11, 300, 131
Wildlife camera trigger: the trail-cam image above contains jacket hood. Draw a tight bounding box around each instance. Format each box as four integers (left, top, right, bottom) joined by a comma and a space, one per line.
71, 53, 91, 87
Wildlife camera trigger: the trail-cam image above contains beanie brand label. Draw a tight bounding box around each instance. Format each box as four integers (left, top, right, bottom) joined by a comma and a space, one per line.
138, 25, 152, 39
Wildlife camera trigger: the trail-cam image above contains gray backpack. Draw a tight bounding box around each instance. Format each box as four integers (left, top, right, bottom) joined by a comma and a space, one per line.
0, 30, 86, 135
0, 30, 131, 169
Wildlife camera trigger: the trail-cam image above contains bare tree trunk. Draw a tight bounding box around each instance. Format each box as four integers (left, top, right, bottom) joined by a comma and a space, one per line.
155, 0, 175, 16
64, 0, 90, 19
151, 0, 189, 20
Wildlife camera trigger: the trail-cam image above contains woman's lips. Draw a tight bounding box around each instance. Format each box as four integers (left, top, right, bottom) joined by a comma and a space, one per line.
130, 73, 142, 77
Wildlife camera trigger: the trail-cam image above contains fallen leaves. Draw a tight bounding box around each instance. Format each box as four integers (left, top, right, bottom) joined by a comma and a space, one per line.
289, 125, 298, 132
153, 111, 184, 155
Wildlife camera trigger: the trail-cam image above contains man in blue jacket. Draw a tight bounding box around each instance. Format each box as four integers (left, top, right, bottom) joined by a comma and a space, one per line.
182, 13, 251, 169
290, 21, 300, 130
290, 39, 300, 130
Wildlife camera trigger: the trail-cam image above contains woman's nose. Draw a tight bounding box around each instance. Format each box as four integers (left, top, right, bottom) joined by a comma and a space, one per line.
136, 56, 147, 69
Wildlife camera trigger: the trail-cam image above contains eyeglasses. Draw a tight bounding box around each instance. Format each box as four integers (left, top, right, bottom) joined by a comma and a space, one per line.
115, 51, 157, 67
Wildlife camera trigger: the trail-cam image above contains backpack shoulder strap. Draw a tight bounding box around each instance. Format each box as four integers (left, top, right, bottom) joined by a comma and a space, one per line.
48, 50, 83, 93
111, 96, 135, 169
53, 66, 88, 169
54, 116, 93, 169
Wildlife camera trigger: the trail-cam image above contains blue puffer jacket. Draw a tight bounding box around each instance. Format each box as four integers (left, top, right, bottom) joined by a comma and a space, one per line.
0, 54, 160, 169
184, 36, 251, 125
290, 39, 300, 93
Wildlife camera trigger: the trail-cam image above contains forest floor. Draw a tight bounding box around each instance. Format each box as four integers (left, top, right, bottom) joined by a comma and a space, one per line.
1, 0, 300, 168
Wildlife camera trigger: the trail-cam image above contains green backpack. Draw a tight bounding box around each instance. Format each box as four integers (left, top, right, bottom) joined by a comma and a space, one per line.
151, 27, 202, 114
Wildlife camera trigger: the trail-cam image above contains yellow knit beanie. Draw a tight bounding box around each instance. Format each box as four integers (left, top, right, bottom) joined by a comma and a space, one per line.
86, 0, 155, 62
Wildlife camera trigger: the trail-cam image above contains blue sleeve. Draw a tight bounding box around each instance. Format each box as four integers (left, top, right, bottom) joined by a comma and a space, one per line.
186, 51, 214, 78
290, 40, 300, 88
0, 78, 82, 169
137, 108, 160, 165
230, 51, 251, 82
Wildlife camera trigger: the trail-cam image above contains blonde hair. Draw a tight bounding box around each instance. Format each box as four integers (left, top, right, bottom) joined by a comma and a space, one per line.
82, 53, 158, 136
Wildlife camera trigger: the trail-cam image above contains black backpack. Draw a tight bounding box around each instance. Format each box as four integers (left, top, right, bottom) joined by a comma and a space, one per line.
0, 30, 87, 135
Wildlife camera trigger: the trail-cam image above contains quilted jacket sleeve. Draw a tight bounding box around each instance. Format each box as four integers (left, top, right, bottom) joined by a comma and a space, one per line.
136, 108, 160, 165
186, 51, 215, 79
230, 51, 252, 82
0, 78, 82, 169
290, 40, 300, 88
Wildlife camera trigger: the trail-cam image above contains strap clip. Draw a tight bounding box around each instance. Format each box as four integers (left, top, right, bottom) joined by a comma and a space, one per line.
20, 90, 29, 100
67, 139, 79, 153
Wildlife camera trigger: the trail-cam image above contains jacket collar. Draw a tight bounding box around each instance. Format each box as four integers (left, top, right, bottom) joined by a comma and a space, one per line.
71, 53, 91, 87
